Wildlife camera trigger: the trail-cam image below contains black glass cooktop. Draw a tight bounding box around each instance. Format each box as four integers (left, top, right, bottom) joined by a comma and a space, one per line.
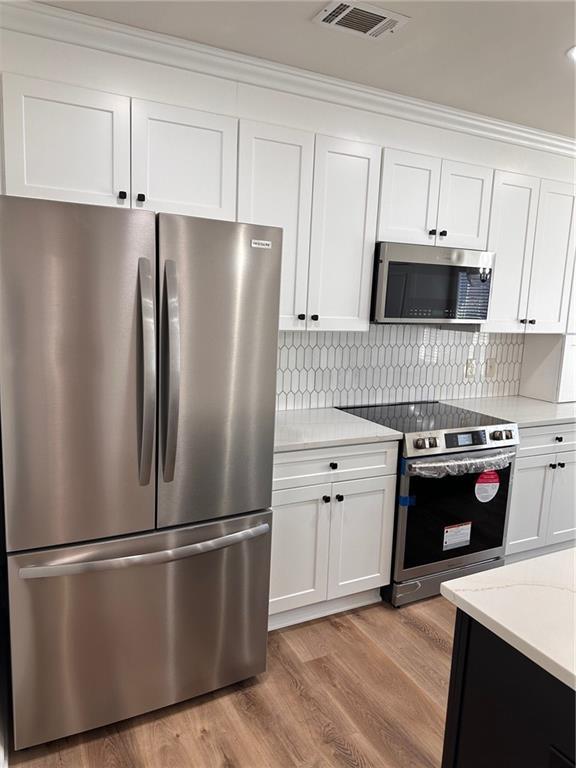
339, 401, 509, 434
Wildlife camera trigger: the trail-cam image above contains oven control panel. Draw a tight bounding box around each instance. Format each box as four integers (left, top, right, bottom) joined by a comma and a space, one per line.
406, 422, 519, 457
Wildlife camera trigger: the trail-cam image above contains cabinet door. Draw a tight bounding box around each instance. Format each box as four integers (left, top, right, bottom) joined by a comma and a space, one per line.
377, 148, 441, 245
547, 452, 576, 545
566, 255, 576, 334
269, 485, 331, 615
327, 475, 395, 599
131, 99, 237, 218
307, 135, 381, 331
506, 454, 554, 555
436, 160, 494, 249
525, 180, 576, 333
3, 74, 130, 206
485, 172, 540, 333
238, 121, 314, 331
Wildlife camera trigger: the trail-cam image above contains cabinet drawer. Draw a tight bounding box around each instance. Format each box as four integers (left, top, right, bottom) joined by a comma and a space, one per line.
517, 425, 576, 458
273, 442, 399, 490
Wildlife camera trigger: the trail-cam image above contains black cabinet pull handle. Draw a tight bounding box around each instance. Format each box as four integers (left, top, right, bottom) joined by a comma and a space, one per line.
297, 313, 305, 320
310, 314, 319, 321
137, 193, 146, 202
520, 318, 528, 324
555, 436, 564, 442
329, 462, 338, 470
549, 463, 557, 469
558, 462, 566, 468
335, 494, 344, 502
117, 190, 127, 200
428, 229, 437, 235
528, 319, 536, 325
439, 229, 448, 237
322, 495, 331, 503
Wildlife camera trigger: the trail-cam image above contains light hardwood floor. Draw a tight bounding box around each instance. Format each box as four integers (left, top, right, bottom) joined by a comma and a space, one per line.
11, 596, 456, 768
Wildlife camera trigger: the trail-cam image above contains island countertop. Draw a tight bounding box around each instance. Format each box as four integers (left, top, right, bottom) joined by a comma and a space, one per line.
441, 548, 576, 689
274, 407, 402, 452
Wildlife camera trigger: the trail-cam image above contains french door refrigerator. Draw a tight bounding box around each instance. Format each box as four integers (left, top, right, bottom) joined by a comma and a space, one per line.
0, 196, 282, 750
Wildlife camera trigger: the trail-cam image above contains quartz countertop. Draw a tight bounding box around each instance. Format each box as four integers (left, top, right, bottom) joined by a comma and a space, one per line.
274, 408, 402, 452
441, 548, 576, 689
440, 395, 576, 428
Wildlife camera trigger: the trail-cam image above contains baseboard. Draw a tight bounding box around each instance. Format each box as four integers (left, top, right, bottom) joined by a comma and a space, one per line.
268, 589, 381, 631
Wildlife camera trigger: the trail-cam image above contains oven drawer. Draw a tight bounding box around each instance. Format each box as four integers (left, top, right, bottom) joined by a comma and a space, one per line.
517, 424, 576, 458
273, 442, 399, 490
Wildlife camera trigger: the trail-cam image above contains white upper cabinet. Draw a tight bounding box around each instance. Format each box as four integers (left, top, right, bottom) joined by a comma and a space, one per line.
566, 257, 576, 334
524, 179, 576, 333
131, 99, 237, 218
436, 160, 493, 250
3, 74, 130, 207
485, 171, 540, 333
307, 135, 381, 332
377, 152, 493, 250
377, 149, 441, 245
238, 121, 314, 331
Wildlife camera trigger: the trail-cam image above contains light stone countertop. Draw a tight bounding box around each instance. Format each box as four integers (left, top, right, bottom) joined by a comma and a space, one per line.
274, 407, 402, 452
441, 548, 576, 689
440, 395, 576, 428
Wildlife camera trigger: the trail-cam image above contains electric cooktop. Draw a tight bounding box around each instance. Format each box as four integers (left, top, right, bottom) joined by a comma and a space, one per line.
339, 401, 519, 457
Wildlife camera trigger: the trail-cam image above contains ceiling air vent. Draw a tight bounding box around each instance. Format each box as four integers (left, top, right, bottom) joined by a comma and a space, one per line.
313, 2, 410, 39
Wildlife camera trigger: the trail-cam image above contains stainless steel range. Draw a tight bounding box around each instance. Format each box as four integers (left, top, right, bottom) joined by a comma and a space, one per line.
339, 402, 519, 606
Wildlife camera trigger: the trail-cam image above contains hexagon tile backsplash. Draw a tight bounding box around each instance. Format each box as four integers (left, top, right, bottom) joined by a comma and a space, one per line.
276, 325, 524, 411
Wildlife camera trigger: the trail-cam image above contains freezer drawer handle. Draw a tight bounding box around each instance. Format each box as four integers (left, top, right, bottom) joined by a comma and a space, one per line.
138, 258, 156, 486
18, 523, 270, 580
162, 259, 181, 482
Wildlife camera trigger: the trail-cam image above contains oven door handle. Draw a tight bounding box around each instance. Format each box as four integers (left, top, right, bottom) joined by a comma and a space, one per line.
406, 449, 516, 479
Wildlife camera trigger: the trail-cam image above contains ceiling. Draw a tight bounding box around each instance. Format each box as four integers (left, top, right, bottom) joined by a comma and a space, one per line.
44, 1, 576, 137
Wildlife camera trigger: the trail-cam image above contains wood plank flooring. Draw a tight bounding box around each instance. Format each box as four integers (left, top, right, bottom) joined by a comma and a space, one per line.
10, 597, 456, 768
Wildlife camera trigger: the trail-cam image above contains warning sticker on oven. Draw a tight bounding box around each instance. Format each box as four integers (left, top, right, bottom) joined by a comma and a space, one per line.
475, 470, 500, 503
443, 522, 472, 551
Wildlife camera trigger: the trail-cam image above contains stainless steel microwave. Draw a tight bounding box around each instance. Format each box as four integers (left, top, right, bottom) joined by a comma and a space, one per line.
371, 242, 495, 324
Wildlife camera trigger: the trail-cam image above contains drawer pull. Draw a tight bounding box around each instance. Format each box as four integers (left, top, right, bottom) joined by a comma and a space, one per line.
549, 463, 557, 469
558, 462, 566, 469
555, 436, 563, 442
329, 462, 338, 470
335, 494, 344, 502
322, 495, 331, 503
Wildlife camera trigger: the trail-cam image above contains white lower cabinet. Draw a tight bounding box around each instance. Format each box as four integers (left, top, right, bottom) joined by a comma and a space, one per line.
269, 484, 331, 615
506, 454, 553, 555
327, 475, 396, 599
547, 452, 576, 545
506, 444, 576, 556
270, 444, 398, 619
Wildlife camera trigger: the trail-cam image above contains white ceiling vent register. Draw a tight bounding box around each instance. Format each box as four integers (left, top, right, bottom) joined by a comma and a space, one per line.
313, 2, 410, 39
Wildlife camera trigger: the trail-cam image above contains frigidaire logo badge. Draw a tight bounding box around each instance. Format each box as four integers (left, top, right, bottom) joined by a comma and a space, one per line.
251, 239, 272, 249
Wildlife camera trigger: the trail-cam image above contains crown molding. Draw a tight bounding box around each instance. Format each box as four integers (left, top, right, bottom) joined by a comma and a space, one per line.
1, 0, 575, 158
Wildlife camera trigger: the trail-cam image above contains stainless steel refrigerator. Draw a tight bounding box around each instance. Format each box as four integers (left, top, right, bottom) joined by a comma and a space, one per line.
0, 196, 282, 750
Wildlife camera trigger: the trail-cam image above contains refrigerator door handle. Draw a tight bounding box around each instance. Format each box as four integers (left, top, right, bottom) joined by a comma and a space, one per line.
138, 257, 156, 486
163, 259, 181, 482
18, 523, 270, 579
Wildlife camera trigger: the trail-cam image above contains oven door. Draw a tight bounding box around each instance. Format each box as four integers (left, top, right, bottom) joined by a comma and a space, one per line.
371, 243, 494, 323
394, 449, 514, 582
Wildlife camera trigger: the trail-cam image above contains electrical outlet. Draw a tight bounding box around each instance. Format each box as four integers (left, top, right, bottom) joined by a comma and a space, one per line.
465, 358, 477, 380
485, 358, 497, 380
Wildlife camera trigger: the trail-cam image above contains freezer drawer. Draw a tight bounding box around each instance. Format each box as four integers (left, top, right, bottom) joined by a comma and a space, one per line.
8, 511, 271, 750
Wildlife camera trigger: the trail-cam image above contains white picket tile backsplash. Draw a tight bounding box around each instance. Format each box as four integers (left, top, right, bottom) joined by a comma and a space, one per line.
276, 325, 524, 410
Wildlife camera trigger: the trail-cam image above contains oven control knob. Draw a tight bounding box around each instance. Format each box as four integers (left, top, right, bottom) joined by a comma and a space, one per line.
490, 430, 503, 440
504, 430, 513, 440
414, 438, 426, 449
428, 437, 438, 448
